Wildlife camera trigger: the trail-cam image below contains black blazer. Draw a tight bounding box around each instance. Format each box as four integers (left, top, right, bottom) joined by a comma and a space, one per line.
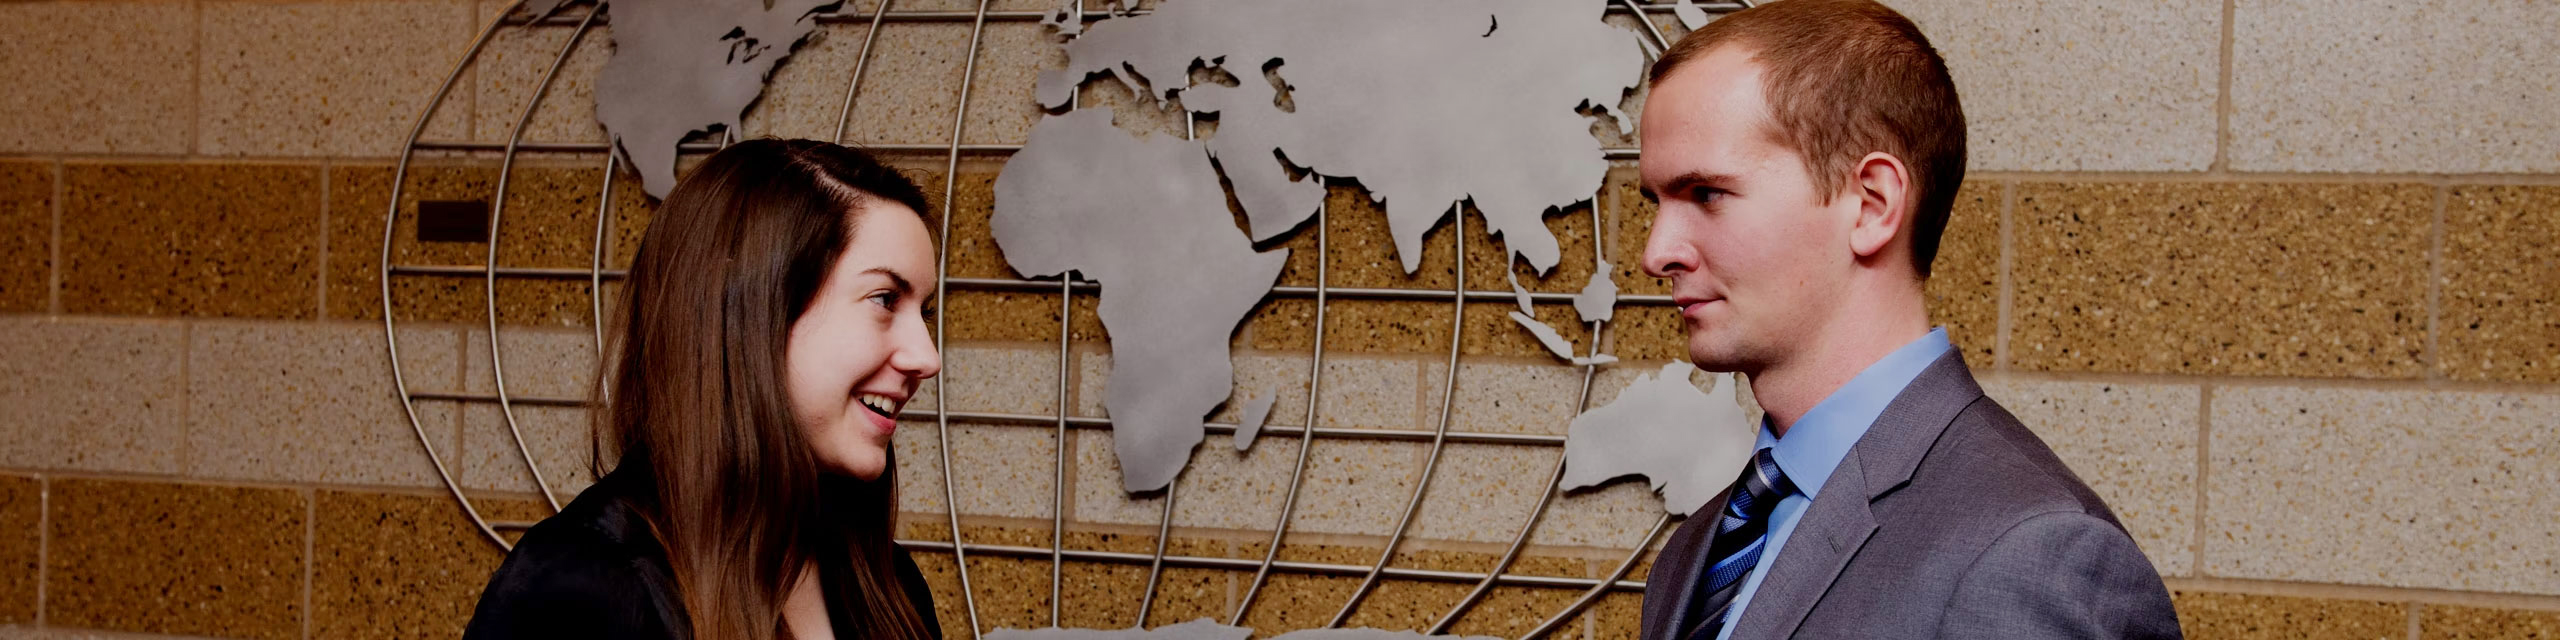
463, 471, 941, 639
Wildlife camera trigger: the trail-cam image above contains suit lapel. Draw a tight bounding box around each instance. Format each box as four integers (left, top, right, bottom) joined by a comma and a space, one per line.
1724, 352, 1984, 639
1722, 451, 1879, 640
1649, 485, 1735, 640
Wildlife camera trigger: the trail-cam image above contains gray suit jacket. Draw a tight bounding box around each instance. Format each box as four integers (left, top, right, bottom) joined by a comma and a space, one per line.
1640, 353, 2181, 640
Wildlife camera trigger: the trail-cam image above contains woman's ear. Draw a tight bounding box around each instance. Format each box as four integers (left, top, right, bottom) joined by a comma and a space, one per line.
1848, 151, 1911, 260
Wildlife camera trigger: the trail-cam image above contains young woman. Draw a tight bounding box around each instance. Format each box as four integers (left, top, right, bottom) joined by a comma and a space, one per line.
465, 139, 943, 640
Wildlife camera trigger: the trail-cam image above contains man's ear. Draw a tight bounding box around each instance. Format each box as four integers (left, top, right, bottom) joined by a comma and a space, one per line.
1847, 151, 1911, 260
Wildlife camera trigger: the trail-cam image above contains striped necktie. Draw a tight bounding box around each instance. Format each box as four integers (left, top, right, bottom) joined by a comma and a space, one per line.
1682, 447, 1797, 640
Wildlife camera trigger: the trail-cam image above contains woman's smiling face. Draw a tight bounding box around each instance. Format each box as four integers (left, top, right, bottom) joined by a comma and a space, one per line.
783, 202, 942, 481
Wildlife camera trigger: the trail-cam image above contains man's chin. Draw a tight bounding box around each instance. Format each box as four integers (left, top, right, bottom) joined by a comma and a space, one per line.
1684, 336, 1751, 373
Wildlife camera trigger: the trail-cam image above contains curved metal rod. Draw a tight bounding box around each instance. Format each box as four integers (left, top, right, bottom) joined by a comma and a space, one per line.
936, 0, 1000, 635
482, 8, 600, 514
1425, 322, 1605, 635
1617, 0, 1673, 57
1050, 269, 1072, 626
1048, 7, 1085, 619
1324, 206, 1467, 628
588, 153, 615, 357
1429, 187, 1617, 634
1228, 181, 1327, 625
831, 0, 896, 143
1135, 471, 1180, 625
1520, 514, 1673, 640
386, 0, 527, 552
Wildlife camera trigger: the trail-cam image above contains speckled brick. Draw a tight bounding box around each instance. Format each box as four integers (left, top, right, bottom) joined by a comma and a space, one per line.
0, 475, 36, 625
2439, 186, 2560, 383
0, 1, 196, 155
2012, 182, 2430, 378
2422, 604, 2560, 640
60, 163, 322, 319
0, 162, 50, 313
199, 0, 475, 157
328, 163, 631, 327
0, 317, 191, 475
46, 479, 306, 640
311, 490, 546, 640
2208, 387, 2560, 594
2171, 592, 2405, 640
1925, 181, 2003, 364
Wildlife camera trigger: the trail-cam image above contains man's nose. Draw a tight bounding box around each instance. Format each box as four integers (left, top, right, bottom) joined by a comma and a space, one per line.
1641, 212, 1695, 278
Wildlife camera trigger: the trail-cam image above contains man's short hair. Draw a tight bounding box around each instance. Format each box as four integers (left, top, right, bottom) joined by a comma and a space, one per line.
1649, 0, 1967, 277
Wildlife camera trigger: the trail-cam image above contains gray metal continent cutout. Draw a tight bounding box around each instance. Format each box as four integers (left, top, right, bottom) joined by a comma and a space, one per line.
1032, 0, 1645, 276
595, 0, 840, 198
1558, 361, 1756, 516
1002, 0, 1649, 494
992, 109, 1289, 493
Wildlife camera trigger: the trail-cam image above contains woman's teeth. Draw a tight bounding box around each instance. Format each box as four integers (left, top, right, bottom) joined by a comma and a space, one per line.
857, 393, 898, 418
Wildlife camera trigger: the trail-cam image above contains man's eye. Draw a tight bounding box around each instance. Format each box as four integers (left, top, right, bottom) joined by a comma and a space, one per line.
1691, 187, 1725, 204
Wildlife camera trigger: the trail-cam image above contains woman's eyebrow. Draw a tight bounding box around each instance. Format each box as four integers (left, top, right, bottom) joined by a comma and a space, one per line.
860, 267, 915, 295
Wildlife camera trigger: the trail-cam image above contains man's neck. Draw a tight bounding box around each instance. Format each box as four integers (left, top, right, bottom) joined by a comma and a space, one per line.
1753, 305, 1931, 439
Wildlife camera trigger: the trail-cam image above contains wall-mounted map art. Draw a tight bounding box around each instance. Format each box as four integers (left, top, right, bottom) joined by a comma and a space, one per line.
996, 0, 1652, 493
378, 0, 1767, 637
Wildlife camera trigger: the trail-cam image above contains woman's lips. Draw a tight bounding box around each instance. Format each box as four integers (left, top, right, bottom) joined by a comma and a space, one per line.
861, 401, 900, 436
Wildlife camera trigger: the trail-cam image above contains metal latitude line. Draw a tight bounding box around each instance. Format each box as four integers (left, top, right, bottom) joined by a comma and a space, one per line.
497, 3, 1757, 27
483, 6, 601, 514
386, 0, 526, 552
897, 539, 1654, 591
1325, 205, 1468, 628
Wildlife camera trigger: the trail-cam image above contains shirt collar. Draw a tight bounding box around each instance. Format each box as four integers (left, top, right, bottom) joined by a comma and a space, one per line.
1756, 327, 1953, 499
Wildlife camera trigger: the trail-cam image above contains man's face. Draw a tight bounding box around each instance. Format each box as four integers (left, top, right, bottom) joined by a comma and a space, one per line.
1638, 45, 1860, 373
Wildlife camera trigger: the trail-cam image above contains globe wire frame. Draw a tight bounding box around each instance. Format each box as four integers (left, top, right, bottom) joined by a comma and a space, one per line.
379, 1, 1741, 638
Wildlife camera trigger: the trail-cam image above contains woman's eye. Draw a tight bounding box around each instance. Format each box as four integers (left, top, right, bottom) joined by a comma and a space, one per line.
868, 291, 900, 309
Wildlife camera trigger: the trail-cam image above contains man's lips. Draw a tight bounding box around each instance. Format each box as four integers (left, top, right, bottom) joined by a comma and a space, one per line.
1673, 296, 1724, 315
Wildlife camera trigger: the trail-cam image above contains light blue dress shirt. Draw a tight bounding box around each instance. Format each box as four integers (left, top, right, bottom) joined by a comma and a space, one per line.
1711, 328, 1952, 640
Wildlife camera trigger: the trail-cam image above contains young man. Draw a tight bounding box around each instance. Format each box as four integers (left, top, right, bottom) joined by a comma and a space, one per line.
1632, 1, 2181, 638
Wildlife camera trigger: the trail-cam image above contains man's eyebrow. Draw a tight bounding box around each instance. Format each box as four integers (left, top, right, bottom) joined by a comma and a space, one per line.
1652, 171, 1739, 201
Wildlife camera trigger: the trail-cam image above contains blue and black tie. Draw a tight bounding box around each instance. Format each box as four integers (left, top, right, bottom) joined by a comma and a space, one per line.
1681, 448, 1797, 640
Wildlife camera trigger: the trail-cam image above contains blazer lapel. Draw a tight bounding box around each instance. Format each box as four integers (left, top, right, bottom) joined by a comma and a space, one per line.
1722, 352, 1984, 639
1648, 485, 1735, 640
1720, 452, 1879, 640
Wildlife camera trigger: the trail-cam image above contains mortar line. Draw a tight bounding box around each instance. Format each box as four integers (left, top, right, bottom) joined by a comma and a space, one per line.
2213, 0, 2236, 172
177, 321, 194, 479
2407, 602, 2424, 640
1995, 179, 2015, 374
2425, 186, 2448, 382
2162, 576, 2560, 613
49, 159, 63, 316
301, 486, 315, 640
35, 474, 47, 628
2193, 383, 2212, 583
189, 0, 204, 157
315, 160, 331, 320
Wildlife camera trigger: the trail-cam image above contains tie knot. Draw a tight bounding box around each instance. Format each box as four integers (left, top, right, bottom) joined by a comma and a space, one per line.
1725, 448, 1796, 519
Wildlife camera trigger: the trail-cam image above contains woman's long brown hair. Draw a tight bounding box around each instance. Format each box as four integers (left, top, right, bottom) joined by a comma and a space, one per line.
596, 138, 936, 640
